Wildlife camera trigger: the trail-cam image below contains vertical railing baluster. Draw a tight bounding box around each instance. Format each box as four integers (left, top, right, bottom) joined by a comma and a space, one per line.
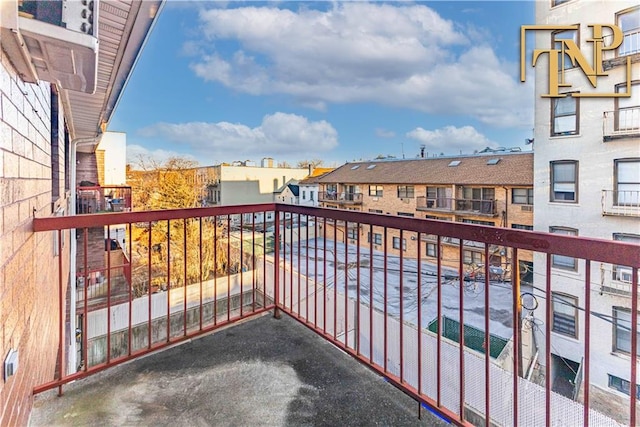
458, 241, 465, 421
167, 220, 171, 342
436, 235, 442, 408
383, 226, 388, 373
399, 229, 404, 383
512, 248, 520, 426
107, 225, 112, 364
583, 261, 591, 427
484, 244, 491, 426
545, 254, 552, 427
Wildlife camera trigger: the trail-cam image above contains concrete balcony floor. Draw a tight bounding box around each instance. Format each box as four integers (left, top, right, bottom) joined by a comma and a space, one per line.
30, 314, 447, 426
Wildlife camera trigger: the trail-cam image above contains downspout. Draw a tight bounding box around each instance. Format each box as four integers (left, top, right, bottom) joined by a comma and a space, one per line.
68, 138, 98, 374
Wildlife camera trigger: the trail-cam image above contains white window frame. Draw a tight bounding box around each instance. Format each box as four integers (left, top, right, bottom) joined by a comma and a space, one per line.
550, 227, 578, 270
550, 161, 578, 203
552, 292, 578, 338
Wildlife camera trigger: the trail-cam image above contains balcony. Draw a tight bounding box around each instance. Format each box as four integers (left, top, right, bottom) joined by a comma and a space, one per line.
319, 191, 363, 205
77, 185, 132, 214
32, 204, 640, 426
603, 107, 640, 142
416, 197, 496, 216
416, 196, 453, 212
602, 190, 640, 217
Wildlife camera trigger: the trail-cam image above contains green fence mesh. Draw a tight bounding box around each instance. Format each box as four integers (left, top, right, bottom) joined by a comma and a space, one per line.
427, 316, 509, 359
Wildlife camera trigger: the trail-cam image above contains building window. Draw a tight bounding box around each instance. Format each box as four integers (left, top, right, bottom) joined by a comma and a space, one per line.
426, 186, 448, 208
550, 227, 578, 270
552, 293, 578, 338
463, 250, 482, 265
426, 215, 450, 221
615, 159, 640, 206
392, 237, 407, 251
367, 232, 382, 245
397, 212, 414, 217
310, 191, 314, 201
512, 188, 533, 205
397, 185, 415, 198
615, 81, 639, 131
613, 234, 640, 282
511, 224, 534, 231
462, 219, 495, 226
551, 0, 571, 6
550, 161, 578, 202
551, 94, 579, 136
613, 307, 640, 355
552, 30, 578, 70
369, 185, 383, 197
608, 374, 640, 398
347, 228, 358, 240
302, 191, 306, 200
618, 7, 640, 56
368, 209, 383, 214
426, 243, 438, 258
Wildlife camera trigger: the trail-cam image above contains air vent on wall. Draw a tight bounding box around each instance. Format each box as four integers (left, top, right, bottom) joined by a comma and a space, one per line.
0, 0, 98, 93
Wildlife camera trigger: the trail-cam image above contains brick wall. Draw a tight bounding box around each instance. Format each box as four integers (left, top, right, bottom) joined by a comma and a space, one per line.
0, 50, 71, 425
321, 183, 534, 271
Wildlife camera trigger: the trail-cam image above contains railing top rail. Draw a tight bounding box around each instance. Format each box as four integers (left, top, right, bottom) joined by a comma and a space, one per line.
278, 204, 640, 267
32, 203, 640, 267
34, 203, 278, 231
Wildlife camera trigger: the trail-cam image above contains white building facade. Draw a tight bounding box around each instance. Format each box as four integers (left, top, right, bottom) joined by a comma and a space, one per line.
532, 0, 639, 414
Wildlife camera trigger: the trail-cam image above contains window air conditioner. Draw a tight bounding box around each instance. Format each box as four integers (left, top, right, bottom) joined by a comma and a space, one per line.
617, 268, 633, 283
0, 0, 98, 93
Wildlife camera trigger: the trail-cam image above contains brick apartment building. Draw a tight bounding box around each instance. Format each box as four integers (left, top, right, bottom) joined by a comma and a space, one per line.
316, 152, 534, 279
0, 1, 161, 424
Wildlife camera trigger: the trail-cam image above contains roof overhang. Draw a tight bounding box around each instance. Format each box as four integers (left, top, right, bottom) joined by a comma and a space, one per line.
62, 0, 163, 153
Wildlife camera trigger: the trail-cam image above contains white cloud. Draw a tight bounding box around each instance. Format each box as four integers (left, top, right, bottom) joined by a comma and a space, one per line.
136, 112, 338, 161
188, 3, 532, 127
375, 128, 396, 138
406, 125, 497, 154
127, 145, 198, 167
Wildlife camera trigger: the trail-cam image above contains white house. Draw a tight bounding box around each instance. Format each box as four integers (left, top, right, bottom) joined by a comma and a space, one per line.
274, 180, 300, 205
298, 168, 335, 207
531, 0, 639, 414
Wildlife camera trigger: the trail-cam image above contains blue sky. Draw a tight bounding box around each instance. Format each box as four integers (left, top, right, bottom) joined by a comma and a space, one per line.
110, 1, 536, 167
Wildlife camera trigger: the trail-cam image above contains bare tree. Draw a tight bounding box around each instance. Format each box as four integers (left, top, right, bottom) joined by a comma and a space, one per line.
295, 158, 324, 169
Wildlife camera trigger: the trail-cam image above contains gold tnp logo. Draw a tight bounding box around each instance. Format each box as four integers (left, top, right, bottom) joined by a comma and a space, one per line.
520, 24, 632, 98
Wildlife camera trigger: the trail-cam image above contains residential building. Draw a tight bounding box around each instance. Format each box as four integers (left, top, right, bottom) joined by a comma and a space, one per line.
316, 152, 534, 278
205, 161, 309, 206
531, 0, 640, 415
0, 0, 161, 424
274, 180, 300, 205
298, 167, 334, 207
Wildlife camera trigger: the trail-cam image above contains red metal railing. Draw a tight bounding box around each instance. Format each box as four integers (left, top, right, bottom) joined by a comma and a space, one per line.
32, 204, 640, 426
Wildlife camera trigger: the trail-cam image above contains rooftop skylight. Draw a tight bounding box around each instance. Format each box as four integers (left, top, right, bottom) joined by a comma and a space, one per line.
448, 160, 461, 167
487, 158, 501, 165
351, 165, 360, 170
366, 164, 376, 170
